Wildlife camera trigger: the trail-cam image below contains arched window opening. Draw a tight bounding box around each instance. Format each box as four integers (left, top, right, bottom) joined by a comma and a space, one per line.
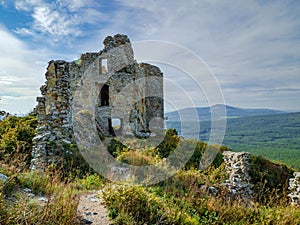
100, 84, 109, 106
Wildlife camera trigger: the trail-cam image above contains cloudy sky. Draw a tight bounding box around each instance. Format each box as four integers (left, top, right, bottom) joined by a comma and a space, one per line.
0, 0, 299, 114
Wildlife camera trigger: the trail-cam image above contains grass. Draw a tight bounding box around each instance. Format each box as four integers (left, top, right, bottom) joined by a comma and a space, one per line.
100, 136, 300, 224
102, 170, 300, 225
0, 169, 78, 224
0, 166, 107, 224
0, 115, 299, 224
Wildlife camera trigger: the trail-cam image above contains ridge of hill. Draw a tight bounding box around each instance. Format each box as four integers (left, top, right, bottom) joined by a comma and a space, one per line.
165, 104, 285, 122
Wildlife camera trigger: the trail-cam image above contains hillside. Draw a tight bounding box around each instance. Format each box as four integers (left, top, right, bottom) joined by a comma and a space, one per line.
0, 115, 299, 224
165, 104, 285, 122
166, 112, 300, 169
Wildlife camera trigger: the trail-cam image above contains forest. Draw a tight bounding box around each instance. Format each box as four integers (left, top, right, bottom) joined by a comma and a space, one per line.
166, 112, 300, 169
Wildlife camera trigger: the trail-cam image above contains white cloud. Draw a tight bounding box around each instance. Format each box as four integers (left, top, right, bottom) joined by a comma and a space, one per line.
15, 0, 43, 11
0, 25, 46, 113
2, 0, 300, 111
57, 0, 92, 11
13, 0, 104, 44
96, 0, 300, 110
14, 0, 81, 41
32, 6, 81, 37
14, 27, 36, 36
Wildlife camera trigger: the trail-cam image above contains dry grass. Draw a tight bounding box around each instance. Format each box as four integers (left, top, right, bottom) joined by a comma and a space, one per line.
0, 169, 80, 225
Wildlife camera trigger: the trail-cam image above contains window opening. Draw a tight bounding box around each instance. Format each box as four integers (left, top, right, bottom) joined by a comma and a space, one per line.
101, 59, 108, 74
100, 84, 109, 106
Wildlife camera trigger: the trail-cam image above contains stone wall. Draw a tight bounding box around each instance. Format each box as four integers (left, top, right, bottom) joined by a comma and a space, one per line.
31, 61, 73, 170
31, 34, 164, 170
288, 172, 300, 206
222, 151, 253, 202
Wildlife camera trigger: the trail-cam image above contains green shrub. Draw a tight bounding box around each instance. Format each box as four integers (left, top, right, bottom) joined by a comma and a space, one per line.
103, 184, 199, 225
73, 173, 105, 190
117, 149, 158, 166
161, 169, 205, 197
108, 138, 127, 157
156, 129, 180, 158
182, 141, 226, 170
17, 171, 51, 195
249, 155, 294, 204
0, 116, 37, 167
51, 142, 95, 179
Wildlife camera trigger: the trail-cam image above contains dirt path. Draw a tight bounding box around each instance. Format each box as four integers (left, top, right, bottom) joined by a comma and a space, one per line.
77, 190, 111, 225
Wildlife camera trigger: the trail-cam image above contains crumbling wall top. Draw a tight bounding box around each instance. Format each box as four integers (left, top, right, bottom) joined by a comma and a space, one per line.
103, 34, 131, 51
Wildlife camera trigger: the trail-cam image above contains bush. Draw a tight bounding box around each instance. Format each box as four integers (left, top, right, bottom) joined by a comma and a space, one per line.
103, 184, 199, 225
72, 173, 105, 190
107, 138, 127, 157
45, 142, 95, 179
182, 141, 226, 170
156, 129, 180, 158
117, 149, 158, 166
249, 155, 294, 204
0, 116, 37, 167
159, 169, 206, 200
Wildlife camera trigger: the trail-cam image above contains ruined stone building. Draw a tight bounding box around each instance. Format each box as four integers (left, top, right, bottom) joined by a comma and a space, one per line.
31, 34, 164, 170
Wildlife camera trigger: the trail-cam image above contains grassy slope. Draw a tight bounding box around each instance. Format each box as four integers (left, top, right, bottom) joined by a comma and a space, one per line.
0, 116, 299, 224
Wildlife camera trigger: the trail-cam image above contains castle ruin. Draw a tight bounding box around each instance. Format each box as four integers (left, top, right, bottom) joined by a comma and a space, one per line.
31, 34, 164, 170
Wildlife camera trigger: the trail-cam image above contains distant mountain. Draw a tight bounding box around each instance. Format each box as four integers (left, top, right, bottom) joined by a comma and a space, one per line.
166, 112, 300, 170
165, 104, 285, 122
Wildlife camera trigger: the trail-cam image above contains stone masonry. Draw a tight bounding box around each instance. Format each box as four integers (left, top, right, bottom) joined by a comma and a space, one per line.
288, 172, 300, 206
31, 34, 164, 170
222, 151, 253, 202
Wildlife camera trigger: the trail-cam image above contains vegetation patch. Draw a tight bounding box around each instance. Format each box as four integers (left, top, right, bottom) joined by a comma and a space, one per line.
0, 115, 299, 224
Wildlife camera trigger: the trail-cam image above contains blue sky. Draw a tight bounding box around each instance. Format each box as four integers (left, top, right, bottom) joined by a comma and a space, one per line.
0, 0, 299, 114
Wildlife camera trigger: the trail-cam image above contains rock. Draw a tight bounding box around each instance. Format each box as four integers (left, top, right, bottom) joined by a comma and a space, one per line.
49, 136, 56, 141
23, 188, 32, 193
111, 166, 129, 175
0, 173, 8, 182
37, 125, 46, 132
38, 197, 49, 203
81, 218, 93, 224
28, 193, 35, 198
208, 186, 219, 196
85, 212, 98, 216
88, 196, 100, 202
32, 135, 43, 142
61, 139, 71, 145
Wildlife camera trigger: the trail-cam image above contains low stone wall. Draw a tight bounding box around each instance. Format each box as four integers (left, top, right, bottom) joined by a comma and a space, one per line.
288, 172, 300, 206
222, 151, 253, 202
